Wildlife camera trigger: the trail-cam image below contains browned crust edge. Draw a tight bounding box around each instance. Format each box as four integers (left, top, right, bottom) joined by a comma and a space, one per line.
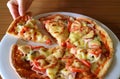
93, 20, 114, 78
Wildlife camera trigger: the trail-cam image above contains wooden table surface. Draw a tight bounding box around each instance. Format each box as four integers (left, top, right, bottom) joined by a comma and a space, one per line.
0, 0, 120, 79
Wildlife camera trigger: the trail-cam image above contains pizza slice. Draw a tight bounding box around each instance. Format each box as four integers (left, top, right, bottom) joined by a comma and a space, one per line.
7, 15, 53, 44
39, 14, 75, 46
65, 17, 114, 78
11, 44, 65, 79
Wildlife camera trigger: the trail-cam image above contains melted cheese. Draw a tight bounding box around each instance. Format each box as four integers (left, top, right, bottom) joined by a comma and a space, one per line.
46, 64, 59, 79
38, 48, 50, 57
18, 45, 31, 54
23, 29, 35, 39
76, 49, 86, 60
26, 51, 41, 61
45, 20, 69, 45
69, 31, 82, 43
46, 21, 63, 36
53, 48, 63, 59
25, 19, 37, 29
15, 24, 23, 33
35, 32, 43, 42
16, 19, 37, 33
70, 48, 86, 60
83, 30, 94, 39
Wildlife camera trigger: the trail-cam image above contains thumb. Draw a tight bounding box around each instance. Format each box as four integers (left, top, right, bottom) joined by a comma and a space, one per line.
7, 0, 20, 19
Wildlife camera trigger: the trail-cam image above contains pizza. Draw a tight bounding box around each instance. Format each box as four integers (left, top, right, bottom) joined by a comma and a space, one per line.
9, 14, 114, 79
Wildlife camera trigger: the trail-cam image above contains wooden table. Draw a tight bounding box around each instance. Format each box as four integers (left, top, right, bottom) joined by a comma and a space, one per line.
0, 0, 120, 79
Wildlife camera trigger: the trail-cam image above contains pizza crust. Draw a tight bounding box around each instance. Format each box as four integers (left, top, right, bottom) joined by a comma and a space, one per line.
93, 21, 114, 78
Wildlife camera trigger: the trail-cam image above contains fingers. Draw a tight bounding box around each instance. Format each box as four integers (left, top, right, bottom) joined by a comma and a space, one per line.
7, 0, 20, 19
7, 0, 33, 19
18, 0, 33, 16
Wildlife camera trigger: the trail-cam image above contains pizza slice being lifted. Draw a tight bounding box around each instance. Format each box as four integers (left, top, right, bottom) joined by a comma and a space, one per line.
7, 14, 53, 44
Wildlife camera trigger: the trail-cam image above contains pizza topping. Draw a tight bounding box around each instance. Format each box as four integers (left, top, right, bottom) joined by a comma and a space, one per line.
60, 68, 76, 79
15, 24, 24, 33
25, 19, 37, 29
79, 59, 91, 68
8, 17, 53, 44
87, 52, 101, 63
46, 21, 64, 34
46, 63, 59, 79
88, 39, 101, 49
69, 31, 83, 43
70, 20, 81, 32
66, 58, 90, 73
52, 48, 64, 59
83, 30, 94, 39
70, 48, 86, 60
44, 20, 69, 46
18, 45, 31, 54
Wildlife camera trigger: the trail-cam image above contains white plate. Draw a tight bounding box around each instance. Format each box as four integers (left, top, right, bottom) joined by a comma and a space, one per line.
0, 12, 120, 79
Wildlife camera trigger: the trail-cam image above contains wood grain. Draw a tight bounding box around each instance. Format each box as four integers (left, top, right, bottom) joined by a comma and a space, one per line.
0, 0, 120, 78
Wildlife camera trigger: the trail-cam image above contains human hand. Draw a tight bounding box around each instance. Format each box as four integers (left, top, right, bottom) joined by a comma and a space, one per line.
7, 0, 33, 19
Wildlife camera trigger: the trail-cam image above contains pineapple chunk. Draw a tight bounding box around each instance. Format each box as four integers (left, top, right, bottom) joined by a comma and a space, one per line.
52, 48, 63, 59
46, 64, 59, 79
83, 30, 94, 39
76, 49, 86, 60
69, 31, 82, 43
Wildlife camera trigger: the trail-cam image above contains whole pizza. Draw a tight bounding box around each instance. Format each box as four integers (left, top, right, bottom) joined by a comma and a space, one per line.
7, 13, 114, 79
